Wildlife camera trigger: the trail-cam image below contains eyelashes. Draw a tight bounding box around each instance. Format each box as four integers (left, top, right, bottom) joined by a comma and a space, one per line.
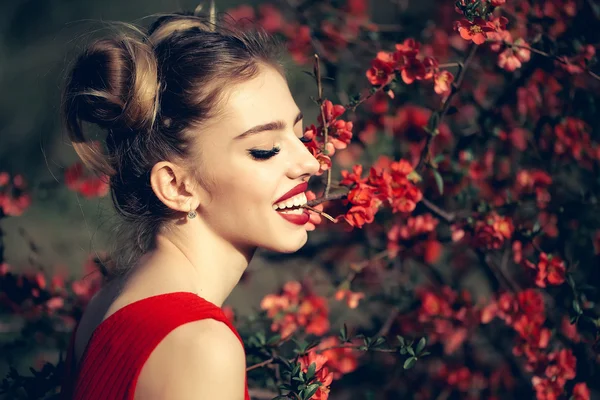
248, 133, 309, 161
248, 146, 281, 160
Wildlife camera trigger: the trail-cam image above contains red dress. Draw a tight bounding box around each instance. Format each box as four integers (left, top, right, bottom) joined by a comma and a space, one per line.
60, 292, 250, 400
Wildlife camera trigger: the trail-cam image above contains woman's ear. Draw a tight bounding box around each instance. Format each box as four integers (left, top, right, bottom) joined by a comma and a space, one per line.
150, 161, 201, 213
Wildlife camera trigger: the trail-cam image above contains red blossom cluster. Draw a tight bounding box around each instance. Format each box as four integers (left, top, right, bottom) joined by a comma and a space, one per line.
516, 70, 563, 120
302, 100, 354, 175
226, 0, 374, 64
513, 169, 553, 209
472, 212, 514, 250
558, 45, 596, 75
314, 335, 361, 379
454, 3, 534, 72
64, 162, 110, 198
334, 287, 365, 309
397, 286, 480, 355
0, 254, 104, 334
298, 351, 334, 400
386, 213, 442, 264
482, 289, 589, 399
366, 39, 455, 97
339, 159, 423, 228
524, 252, 566, 288
260, 281, 329, 339
539, 117, 600, 169
0, 172, 31, 216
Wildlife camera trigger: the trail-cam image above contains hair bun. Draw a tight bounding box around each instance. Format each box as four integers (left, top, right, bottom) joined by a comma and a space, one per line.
62, 34, 159, 175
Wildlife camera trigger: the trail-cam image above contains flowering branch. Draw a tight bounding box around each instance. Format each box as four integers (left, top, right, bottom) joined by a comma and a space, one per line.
491, 40, 600, 82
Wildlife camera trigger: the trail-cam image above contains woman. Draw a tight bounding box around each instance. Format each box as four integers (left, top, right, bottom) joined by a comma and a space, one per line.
60, 10, 320, 399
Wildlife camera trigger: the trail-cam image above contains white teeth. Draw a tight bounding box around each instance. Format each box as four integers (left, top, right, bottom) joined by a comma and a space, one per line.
273, 192, 307, 210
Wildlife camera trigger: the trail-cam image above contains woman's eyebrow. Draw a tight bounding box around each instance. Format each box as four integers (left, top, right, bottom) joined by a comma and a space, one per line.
234, 110, 303, 140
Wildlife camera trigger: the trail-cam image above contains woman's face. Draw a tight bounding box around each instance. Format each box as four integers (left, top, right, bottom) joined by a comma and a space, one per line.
191, 65, 320, 253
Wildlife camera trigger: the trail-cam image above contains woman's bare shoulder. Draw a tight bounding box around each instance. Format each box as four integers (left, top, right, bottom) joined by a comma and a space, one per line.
134, 318, 246, 400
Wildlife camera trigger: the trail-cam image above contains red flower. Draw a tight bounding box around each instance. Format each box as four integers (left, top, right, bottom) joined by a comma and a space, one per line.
340, 164, 366, 186
517, 289, 545, 319
319, 100, 346, 125
260, 281, 330, 338
347, 183, 377, 207
334, 289, 365, 309
454, 18, 495, 45
366, 52, 396, 86
298, 351, 334, 400
329, 119, 354, 150
473, 213, 514, 250
344, 204, 377, 228
65, 162, 109, 198
572, 382, 590, 400
316, 336, 360, 379
0, 172, 31, 216
526, 253, 566, 288
394, 38, 420, 58
400, 57, 427, 84
434, 70, 454, 96
532, 377, 563, 400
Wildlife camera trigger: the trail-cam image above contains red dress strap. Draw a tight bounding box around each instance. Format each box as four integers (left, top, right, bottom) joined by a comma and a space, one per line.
61, 292, 250, 400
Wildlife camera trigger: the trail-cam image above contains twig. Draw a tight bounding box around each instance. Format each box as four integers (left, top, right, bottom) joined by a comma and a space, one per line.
313, 55, 334, 198
377, 306, 401, 337
416, 44, 478, 174
302, 204, 338, 223
420, 198, 456, 223
306, 188, 349, 207
246, 357, 275, 372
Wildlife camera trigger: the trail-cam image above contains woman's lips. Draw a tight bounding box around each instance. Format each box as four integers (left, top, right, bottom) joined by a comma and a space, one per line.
277, 209, 310, 225
274, 182, 308, 204
274, 182, 310, 226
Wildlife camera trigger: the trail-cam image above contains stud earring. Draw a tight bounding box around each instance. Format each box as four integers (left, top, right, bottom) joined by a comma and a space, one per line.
187, 207, 197, 219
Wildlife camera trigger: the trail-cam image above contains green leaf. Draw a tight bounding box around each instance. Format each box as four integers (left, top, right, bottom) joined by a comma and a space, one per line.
407, 346, 415, 357
304, 383, 321, 399
403, 357, 416, 369
397, 335, 406, 347
256, 331, 266, 345
292, 364, 301, 376
373, 337, 386, 347
433, 154, 446, 164
306, 362, 317, 381
433, 169, 444, 195
267, 334, 282, 346
573, 299, 583, 315
339, 323, 348, 342
416, 337, 427, 354
567, 273, 575, 289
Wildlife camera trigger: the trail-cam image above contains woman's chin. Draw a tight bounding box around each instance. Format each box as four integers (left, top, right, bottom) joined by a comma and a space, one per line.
266, 231, 309, 254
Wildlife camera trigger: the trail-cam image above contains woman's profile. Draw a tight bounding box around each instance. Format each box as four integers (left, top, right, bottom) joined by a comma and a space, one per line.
59, 8, 320, 399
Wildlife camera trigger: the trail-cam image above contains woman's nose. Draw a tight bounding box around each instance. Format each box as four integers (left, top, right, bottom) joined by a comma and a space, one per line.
288, 136, 321, 178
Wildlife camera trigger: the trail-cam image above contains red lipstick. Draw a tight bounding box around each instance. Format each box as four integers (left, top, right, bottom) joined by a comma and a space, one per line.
274, 182, 310, 226
274, 182, 308, 204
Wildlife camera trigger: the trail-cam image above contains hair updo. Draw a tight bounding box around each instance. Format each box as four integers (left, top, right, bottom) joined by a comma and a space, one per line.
61, 11, 286, 279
